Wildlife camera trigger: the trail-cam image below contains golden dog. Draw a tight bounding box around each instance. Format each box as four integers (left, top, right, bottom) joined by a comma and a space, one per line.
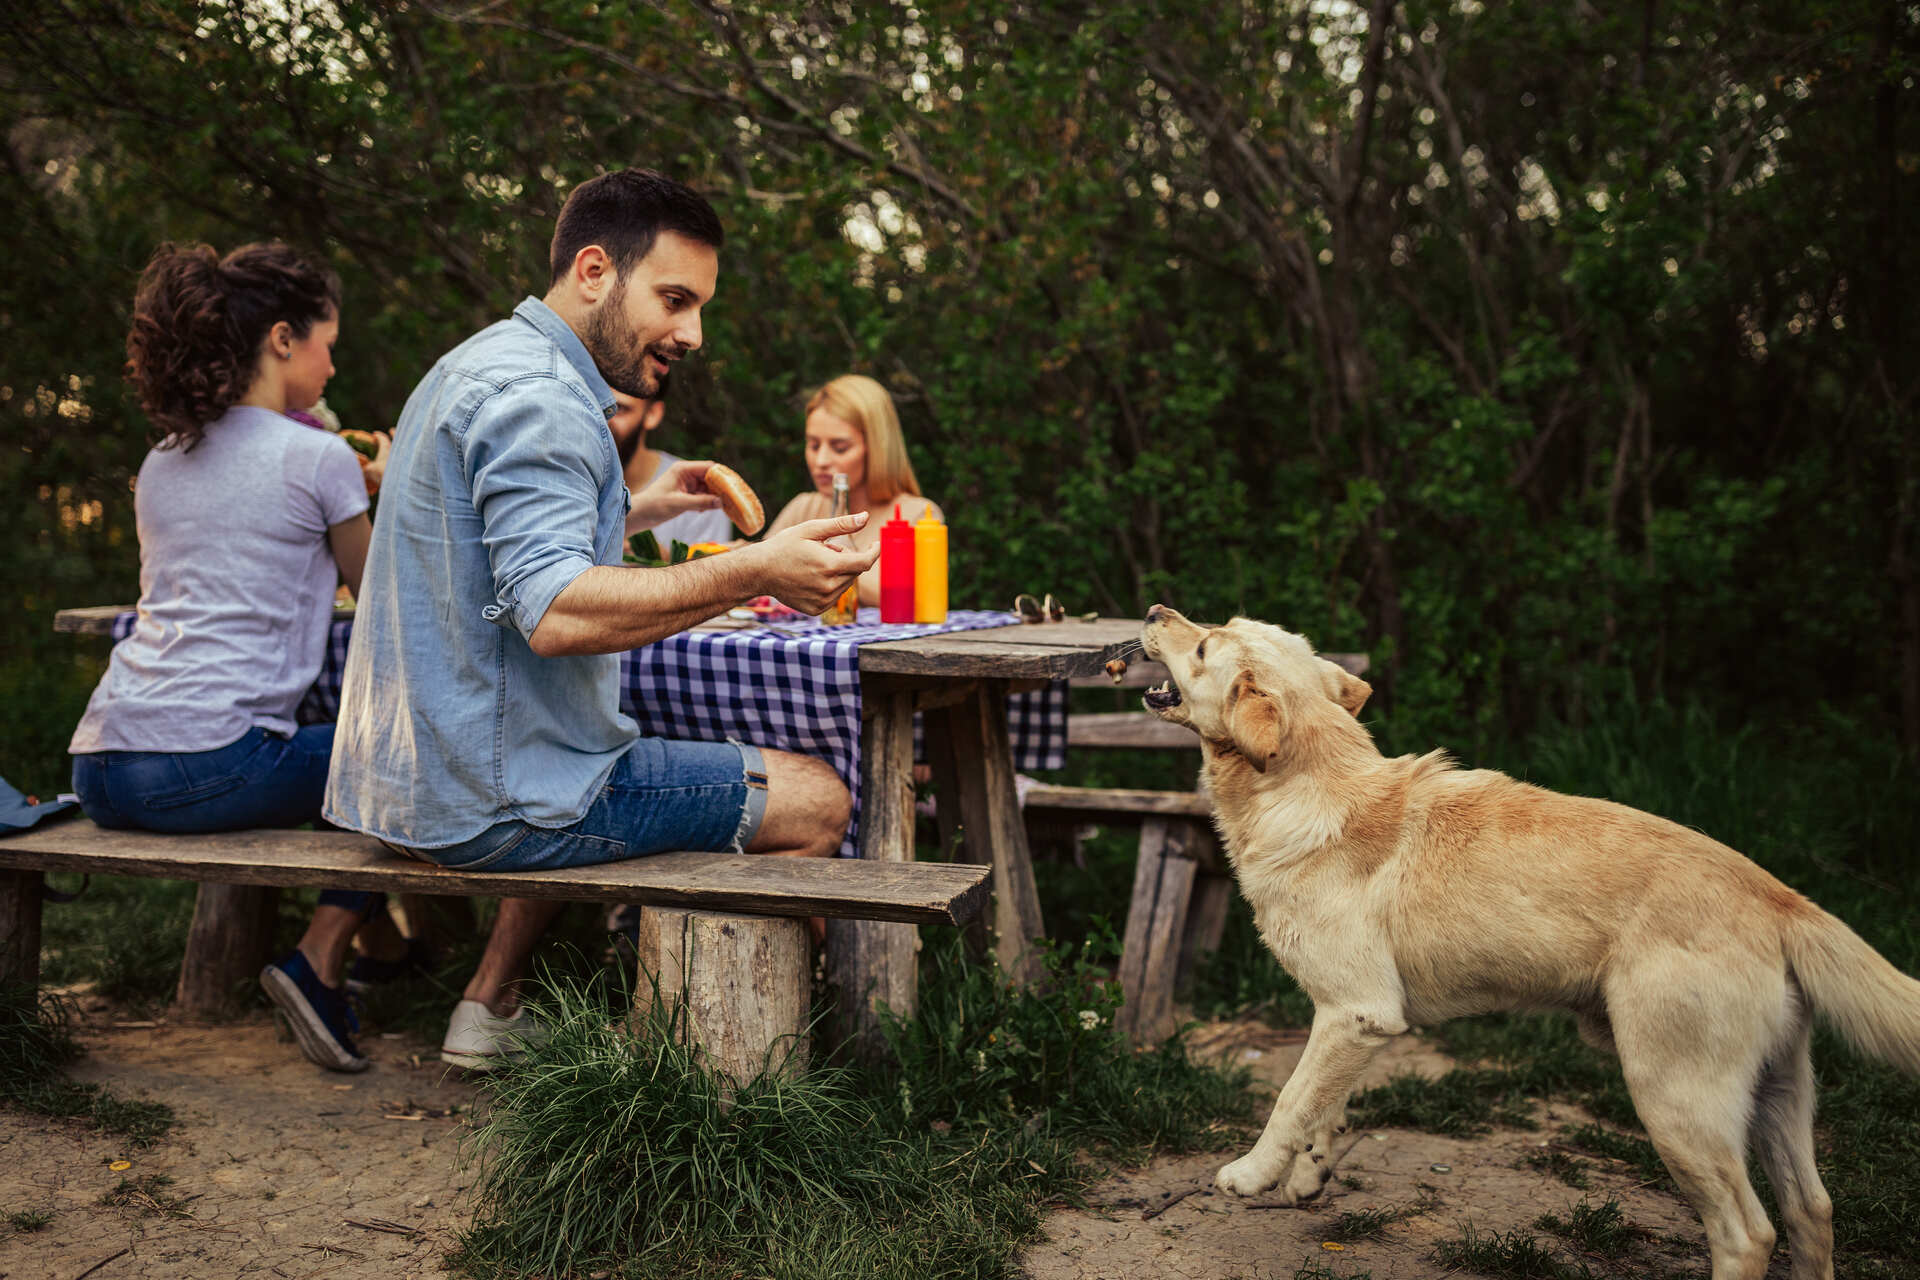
1139, 605, 1920, 1280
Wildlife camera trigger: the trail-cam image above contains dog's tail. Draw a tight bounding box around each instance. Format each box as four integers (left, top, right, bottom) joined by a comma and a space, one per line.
1784, 907, 1920, 1075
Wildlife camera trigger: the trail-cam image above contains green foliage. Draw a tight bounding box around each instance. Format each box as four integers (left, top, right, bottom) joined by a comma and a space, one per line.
880, 931, 1251, 1152
1, 0, 1914, 778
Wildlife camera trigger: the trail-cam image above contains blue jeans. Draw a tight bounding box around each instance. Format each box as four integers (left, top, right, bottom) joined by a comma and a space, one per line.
73, 726, 374, 912
400, 737, 770, 871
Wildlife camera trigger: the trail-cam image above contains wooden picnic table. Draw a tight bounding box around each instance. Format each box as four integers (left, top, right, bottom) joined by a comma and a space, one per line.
833, 617, 1143, 1058
55, 605, 1143, 1057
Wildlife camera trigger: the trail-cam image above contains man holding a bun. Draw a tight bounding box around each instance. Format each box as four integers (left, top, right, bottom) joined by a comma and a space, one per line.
325, 168, 876, 1070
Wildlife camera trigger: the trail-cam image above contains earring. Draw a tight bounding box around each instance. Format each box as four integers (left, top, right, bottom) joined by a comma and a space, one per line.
279, 350, 292, 360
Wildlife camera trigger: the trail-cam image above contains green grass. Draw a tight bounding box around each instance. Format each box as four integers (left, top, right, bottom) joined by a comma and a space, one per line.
1534, 1200, 1642, 1259
1522, 1148, 1592, 1190
7, 1207, 54, 1232
451, 936, 1252, 1280
0, 983, 175, 1147
1430, 1222, 1597, 1279
1558, 1124, 1670, 1186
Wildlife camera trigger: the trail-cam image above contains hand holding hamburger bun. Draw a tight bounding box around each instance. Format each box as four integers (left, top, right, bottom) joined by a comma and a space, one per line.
703, 463, 765, 536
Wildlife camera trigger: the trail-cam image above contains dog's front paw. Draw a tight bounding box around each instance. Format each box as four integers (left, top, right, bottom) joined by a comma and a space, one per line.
1214, 1155, 1286, 1199
1284, 1152, 1332, 1203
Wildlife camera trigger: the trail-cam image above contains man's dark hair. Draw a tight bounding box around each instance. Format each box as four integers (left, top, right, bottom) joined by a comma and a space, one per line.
548, 168, 724, 286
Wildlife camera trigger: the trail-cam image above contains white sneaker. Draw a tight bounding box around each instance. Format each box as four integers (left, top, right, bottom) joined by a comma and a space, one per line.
440, 999, 548, 1071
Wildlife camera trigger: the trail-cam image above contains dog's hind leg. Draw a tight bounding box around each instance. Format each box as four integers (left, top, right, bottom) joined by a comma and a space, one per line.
1751, 1001, 1833, 1280
1611, 965, 1782, 1280
1216, 1005, 1401, 1200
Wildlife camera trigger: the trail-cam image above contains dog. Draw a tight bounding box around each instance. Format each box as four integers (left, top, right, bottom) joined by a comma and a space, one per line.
1138, 605, 1920, 1280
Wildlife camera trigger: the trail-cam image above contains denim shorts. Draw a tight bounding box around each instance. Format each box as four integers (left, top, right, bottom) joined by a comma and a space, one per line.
73, 725, 335, 833
400, 737, 770, 872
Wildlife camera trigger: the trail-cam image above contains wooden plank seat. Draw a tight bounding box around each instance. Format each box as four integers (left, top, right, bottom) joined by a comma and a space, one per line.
0, 821, 990, 1079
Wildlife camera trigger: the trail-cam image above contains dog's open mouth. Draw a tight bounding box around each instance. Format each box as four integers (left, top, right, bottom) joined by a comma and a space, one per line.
1144, 678, 1182, 711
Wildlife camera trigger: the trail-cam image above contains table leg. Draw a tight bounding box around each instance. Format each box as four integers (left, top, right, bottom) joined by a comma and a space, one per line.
176, 882, 279, 1015
827, 680, 919, 1066
941, 680, 1047, 983
922, 704, 989, 961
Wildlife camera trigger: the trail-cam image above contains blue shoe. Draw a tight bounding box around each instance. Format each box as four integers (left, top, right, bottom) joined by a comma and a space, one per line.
260, 950, 370, 1073
344, 937, 436, 995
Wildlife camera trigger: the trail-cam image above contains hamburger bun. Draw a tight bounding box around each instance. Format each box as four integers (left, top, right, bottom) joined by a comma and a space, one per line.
704, 463, 765, 536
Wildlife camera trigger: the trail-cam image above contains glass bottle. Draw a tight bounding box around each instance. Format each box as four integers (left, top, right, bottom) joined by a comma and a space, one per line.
820, 473, 860, 625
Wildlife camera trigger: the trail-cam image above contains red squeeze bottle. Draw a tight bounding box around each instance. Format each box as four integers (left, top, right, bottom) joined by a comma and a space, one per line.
879, 503, 917, 623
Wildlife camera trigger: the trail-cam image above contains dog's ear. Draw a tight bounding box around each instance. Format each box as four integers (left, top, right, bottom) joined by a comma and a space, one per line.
1226, 671, 1280, 772
1319, 659, 1371, 718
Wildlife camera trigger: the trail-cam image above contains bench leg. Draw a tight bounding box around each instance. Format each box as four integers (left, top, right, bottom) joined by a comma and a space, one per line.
634, 906, 810, 1083
828, 680, 920, 1067
1176, 867, 1234, 993
176, 883, 279, 1015
1115, 819, 1198, 1045
0, 869, 43, 990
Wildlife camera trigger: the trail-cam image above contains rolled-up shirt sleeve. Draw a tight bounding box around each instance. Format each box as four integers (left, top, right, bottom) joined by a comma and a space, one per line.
462, 378, 609, 641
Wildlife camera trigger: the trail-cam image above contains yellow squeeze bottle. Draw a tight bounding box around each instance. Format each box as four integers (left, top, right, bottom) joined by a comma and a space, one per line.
913, 507, 948, 623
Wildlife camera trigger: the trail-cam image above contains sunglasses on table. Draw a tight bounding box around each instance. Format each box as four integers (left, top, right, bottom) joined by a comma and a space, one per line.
1013, 593, 1067, 624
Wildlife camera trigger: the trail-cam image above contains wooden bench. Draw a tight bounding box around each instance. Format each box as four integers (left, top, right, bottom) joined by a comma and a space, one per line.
1021, 785, 1222, 1043
0, 821, 990, 1080
1044, 651, 1366, 1043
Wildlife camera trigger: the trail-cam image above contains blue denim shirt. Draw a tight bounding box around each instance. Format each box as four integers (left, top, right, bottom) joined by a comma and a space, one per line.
323, 298, 635, 847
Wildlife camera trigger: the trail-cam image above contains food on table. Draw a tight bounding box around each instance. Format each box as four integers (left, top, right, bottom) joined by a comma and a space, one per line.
703, 463, 765, 536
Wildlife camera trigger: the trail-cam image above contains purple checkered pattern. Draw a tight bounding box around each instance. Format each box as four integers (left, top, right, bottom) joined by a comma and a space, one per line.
110, 607, 1067, 857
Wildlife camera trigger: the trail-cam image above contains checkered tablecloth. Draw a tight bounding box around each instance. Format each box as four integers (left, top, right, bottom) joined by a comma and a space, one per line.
110, 608, 1067, 857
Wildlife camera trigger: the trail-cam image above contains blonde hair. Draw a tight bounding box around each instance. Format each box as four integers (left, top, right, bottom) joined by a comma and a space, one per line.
805, 374, 921, 504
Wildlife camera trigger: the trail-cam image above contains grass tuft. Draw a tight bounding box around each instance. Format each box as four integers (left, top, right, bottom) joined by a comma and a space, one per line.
1534, 1199, 1643, 1259
1522, 1147, 1592, 1190
453, 939, 1250, 1280
1558, 1123, 1670, 1187
0, 984, 175, 1147
1430, 1222, 1596, 1278
7, 1207, 54, 1232
100, 1173, 192, 1218
1346, 1068, 1535, 1138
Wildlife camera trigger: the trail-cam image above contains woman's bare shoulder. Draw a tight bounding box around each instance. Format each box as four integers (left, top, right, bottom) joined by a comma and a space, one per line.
767, 490, 828, 535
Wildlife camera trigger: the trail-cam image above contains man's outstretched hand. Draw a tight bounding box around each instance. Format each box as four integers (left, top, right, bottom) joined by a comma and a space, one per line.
752, 513, 879, 614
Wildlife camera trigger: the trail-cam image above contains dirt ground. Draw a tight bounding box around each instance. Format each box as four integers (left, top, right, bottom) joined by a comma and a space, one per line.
1019, 1020, 1726, 1280
1, 1003, 1730, 1280
0, 1002, 474, 1280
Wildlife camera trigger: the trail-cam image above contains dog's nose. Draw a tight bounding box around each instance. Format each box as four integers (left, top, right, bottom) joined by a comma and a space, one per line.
1146, 603, 1166, 622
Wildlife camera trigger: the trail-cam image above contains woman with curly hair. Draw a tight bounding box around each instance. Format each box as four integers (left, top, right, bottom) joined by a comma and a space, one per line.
69, 241, 390, 1071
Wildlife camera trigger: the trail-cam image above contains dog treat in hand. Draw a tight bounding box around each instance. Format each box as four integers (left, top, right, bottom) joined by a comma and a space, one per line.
704, 463, 765, 536
1104, 658, 1129, 684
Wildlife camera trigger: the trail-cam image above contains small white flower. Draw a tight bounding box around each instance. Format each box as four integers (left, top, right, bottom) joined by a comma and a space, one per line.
973, 1049, 988, 1075
1077, 1009, 1101, 1031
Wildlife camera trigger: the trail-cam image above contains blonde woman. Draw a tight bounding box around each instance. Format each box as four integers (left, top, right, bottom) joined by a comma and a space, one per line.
765, 374, 942, 607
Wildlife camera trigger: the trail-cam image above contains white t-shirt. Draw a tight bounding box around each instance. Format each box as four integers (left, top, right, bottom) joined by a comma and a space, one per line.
645, 451, 736, 548
69, 406, 369, 753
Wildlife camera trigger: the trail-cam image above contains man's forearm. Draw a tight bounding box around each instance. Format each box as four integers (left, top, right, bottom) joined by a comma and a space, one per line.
528, 553, 760, 656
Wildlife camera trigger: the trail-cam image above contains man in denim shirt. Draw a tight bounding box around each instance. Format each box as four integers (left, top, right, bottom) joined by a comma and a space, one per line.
321, 170, 876, 1070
